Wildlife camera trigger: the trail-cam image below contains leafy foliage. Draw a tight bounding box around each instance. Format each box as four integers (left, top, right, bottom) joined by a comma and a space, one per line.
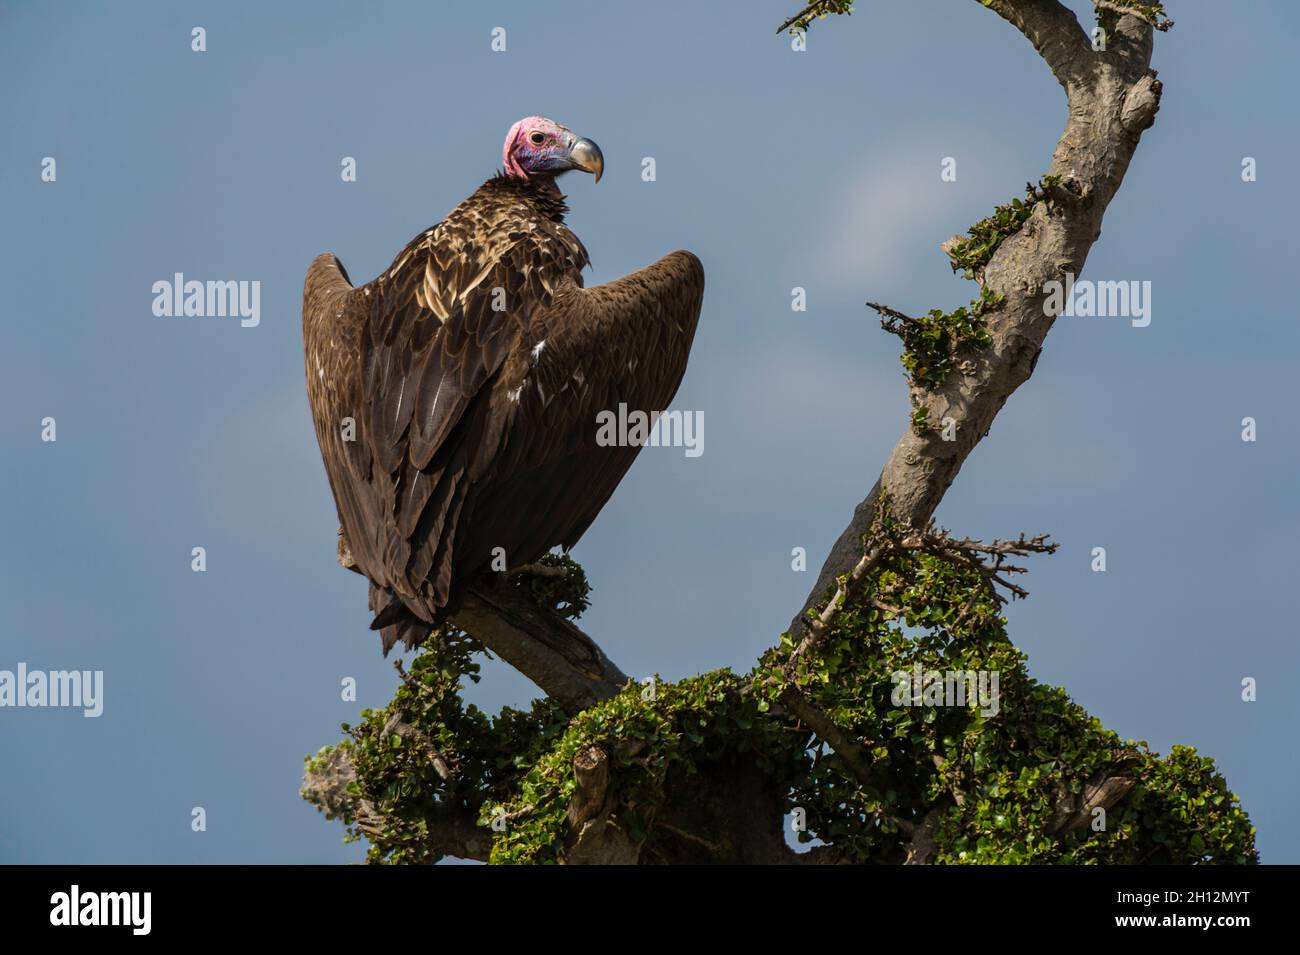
308, 537, 1255, 865
753, 532, 1256, 864
303, 629, 570, 864
873, 174, 1068, 401
945, 175, 1064, 279
302, 559, 591, 864
1095, 0, 1174, 32
482, 670, 803, 864
779, 1, 855, 35
881, 287, 1003, 391
510, 552, 591, 620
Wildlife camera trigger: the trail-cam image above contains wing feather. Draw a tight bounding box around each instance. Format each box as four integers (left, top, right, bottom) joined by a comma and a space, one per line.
454, 250, 705, 576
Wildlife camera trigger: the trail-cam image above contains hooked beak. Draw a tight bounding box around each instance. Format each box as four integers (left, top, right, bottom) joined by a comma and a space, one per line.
567, 137, 603, 183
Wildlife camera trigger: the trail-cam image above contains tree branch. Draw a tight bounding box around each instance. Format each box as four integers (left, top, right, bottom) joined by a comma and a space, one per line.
300, 744, 491, 863
339, 533, 628, 711
790, 0, 1163, 637
776, 0, 854, 35
779, 688, 878, 786
1049, 772, 1137, 835
456, 582, 630, 711
903, 806, 948, 865
981, 0, 1093, 91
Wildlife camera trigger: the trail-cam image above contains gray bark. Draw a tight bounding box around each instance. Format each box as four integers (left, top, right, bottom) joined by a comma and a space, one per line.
457, 583, 628, 711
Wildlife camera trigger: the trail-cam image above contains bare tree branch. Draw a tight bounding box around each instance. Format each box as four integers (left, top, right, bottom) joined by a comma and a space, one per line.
456, 582, 629, 711
779, 688, 878, 786
982, 0, 1093, 91
508, 562, 570, 579
769, 511, 1053, 791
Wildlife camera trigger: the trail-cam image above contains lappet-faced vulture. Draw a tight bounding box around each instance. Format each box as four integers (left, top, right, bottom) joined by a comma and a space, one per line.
303, 117, 704, 652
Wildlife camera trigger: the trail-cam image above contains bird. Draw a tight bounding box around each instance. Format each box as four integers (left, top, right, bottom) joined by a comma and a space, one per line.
303, 116, 705, 653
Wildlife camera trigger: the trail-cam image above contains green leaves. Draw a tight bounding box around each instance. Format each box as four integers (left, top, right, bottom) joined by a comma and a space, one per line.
306, 517, 1254, 866
879, 286, 1004, 394
945, 175, 1065, 279
483, 670, 802, 864
760, 536, 1256, 865
302, 628, 570, 864
1093, 0, 1174, 32
872, 174, 1069, 420
512, 552, 591, 620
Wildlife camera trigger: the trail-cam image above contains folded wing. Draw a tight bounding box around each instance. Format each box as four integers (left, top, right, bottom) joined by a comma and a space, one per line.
306, 207, 703, 651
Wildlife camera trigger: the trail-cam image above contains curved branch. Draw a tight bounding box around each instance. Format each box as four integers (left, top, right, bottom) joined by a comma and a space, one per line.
982, 0, 1093, 91
456, 583, 629, 711
790, 0, 1163, 636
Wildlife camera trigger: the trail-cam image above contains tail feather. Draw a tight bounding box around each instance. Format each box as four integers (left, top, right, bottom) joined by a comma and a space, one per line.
368, 584, 434, 655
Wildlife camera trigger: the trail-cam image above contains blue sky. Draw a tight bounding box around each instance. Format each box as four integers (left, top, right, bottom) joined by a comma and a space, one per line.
1, 0, 1296, 863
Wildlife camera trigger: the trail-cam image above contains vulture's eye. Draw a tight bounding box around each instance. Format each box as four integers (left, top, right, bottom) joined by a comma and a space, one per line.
528, 131, 546, 146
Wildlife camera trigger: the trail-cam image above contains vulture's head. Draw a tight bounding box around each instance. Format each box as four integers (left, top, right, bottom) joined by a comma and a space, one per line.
503, 116, 603, 188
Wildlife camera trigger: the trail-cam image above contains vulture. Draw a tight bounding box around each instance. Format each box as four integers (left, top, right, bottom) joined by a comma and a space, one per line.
303, 116, 705, 652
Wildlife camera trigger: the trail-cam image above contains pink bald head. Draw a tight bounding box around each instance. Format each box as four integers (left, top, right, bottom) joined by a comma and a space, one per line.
502, 116, 604, 187
504, 117, 563, 178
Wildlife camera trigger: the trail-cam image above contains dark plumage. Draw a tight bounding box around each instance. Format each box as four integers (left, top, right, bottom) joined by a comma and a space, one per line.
303, 124, 704, 653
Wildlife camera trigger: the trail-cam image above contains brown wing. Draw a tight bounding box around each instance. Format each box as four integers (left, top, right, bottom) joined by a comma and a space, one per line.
304, 252, 388, 585
355, 213, 588, 625
450, 250, 705, 583
306, 192, 701, 653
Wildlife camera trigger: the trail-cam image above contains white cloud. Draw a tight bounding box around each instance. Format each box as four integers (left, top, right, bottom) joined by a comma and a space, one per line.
817, 155, 953, 289
811, 137, 1027, 294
